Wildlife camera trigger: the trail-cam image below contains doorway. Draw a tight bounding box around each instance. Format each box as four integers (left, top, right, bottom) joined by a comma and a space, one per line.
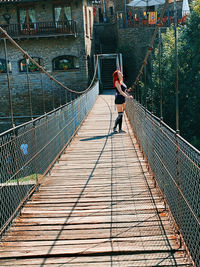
95, 53, 123, 91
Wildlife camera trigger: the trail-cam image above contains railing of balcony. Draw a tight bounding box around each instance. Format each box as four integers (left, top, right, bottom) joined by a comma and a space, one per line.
0, 81, 99, 237
0, 20, 77, 38
117, 11, 187, 28
126, 99, 200, 267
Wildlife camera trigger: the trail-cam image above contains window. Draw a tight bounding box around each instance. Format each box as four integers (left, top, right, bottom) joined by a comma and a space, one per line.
54, 5, 72, 28
89, 9, 92, 37
53, 56, 79, 71
0, 58, 11, 73
19, 57, 42, 72
84, 6, 88, 36
19, 7, 36, 31
109, 7, 114, 16
99, 8, 103, 22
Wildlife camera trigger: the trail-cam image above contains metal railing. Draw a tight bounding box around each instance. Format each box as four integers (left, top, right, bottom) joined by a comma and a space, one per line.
126, 99, 200, 267
117, 11, 187, 28
0, 20, 77, 39
0, 81, 99, 236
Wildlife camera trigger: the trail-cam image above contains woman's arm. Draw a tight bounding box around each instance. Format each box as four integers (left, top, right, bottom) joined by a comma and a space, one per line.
115, 82, 133, 99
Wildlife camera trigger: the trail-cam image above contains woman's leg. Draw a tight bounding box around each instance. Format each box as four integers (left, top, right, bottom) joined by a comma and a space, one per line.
118, 103, 126, 131
113, 104, 124, 132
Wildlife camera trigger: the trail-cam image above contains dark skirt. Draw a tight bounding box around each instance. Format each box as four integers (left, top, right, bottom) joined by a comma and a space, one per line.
115, 95, 125, 104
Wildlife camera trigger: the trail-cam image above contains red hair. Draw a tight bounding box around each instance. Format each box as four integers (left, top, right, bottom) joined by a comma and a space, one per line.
112, 70, 122, 87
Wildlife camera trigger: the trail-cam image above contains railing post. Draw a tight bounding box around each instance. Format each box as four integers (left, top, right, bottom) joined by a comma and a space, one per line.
150, 53, 154, 114
32, 121, 38, 184
61, 106, 64, 149
50, 78, 55, 109
45, 114, 49, 165
176, 133, 182, 247
144, 65, 147, 110
97, 57, 102, 91
160, 118, 166, 209
25, 56, 33, 120
140, 80, 142, 104
59, 87, 62, 107
3, 37, 15, 128
159, 27, 163, 120
151, 115, 156, 188
12, 129, 23, 200
174, 0, 181, 247
40, 72, 46, 114
135, 83, 138, 102
65, 90, 67, 104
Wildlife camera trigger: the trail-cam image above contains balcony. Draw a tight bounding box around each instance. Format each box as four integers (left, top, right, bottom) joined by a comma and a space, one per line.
117, 11, 187, 28
0, 20, 77, 39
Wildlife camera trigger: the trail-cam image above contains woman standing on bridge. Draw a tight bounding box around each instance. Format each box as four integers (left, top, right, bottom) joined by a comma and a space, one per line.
113, 70, 133, 133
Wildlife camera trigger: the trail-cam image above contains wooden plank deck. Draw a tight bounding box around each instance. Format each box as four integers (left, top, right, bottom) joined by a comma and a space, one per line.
0, 92, 192, 266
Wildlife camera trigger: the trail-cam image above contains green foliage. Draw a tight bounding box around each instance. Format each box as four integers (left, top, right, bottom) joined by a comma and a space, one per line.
28, 61, 39, 72
152, 27, 177, 128
193, 0, 200, 15
7, 174, 37, 184
178, 3, 200, 149
151, 6, 200, 149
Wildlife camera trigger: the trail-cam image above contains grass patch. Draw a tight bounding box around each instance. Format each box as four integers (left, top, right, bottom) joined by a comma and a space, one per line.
7, 174, 43, 184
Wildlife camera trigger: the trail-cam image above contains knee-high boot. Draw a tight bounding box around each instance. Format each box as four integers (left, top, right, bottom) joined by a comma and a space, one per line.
113, 112, 123, 131
118, 113, 123, 131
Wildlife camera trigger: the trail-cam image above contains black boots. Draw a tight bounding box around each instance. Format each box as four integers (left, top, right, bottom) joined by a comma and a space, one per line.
113, 113, 123, 132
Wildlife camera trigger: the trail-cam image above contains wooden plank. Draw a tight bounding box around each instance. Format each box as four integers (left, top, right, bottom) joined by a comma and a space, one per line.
3, 227, 174, 241
0, 252, 192, 266
8, 221, 172, 233
0, 235, 181, 248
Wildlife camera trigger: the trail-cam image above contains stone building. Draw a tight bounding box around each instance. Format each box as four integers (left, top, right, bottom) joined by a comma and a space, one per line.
93, 0, 115, 23
0, 0, 94, 128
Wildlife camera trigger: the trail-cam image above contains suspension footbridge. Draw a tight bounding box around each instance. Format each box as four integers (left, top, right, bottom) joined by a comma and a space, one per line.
0, 5, 199, 265
0, 90, 194, 266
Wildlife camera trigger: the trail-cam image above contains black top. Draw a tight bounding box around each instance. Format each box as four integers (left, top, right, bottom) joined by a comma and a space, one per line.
115, 82, 127, 104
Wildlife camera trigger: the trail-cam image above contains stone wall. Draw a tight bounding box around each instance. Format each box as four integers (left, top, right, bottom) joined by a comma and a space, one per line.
117, 27, 159, 85
83, 0, 94, 77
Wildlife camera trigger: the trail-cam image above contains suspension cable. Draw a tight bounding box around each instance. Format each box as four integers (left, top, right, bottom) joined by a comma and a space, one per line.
0, 27, 99, 95
129, 0, 169, 92
40, 72, 46, 114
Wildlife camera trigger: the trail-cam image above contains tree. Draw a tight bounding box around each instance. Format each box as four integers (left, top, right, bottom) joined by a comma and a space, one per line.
152, 2, 200, 149
178, 1, 200, 148
152, 27, 177, 129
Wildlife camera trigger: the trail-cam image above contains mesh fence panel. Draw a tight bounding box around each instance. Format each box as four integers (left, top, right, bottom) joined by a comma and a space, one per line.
126, 99, 200, 267
0, 82, 99, 236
